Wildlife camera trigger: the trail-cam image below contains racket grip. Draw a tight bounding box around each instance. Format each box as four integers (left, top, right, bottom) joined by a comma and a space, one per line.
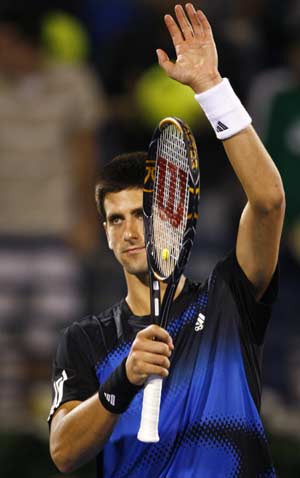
137, 374, 162, 443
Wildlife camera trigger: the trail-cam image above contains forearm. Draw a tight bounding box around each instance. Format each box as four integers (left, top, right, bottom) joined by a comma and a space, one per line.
194, 78, 285, 212
222, 125, 285, 212
158, 3, 284, 212
50, 357, 143, 473
50, 394, 118, 473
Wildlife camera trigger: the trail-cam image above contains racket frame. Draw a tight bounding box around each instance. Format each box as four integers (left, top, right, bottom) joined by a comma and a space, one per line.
137, 117, 200, 443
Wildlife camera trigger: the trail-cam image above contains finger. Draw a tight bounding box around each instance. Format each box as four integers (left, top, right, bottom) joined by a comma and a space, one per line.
196, 9, 213, 39
141, 352, 171, 370
185, 3, 203, 37
175, 4, 194, 40
143, 362, 170, 378
156, 49, 175, 78
136, 324, 174, 351
133, 338, 172, 357
164, 14, 184, 46
139, 324, 173, 345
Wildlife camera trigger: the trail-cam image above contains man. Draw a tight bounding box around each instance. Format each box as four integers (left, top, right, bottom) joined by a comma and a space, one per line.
49, 4, 285, 477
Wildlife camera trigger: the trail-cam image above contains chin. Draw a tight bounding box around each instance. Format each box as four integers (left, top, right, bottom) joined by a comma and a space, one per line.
124, 261, 148, 277
121, 254, 148, 275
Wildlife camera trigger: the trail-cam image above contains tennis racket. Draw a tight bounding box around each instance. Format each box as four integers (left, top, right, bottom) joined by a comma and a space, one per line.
137, 117, 200, 443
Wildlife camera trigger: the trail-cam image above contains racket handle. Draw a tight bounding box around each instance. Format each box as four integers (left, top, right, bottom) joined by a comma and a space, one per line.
137, 374, 162, 442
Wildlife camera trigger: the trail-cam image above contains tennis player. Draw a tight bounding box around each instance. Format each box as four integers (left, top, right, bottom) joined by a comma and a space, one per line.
48, 4, 285, 477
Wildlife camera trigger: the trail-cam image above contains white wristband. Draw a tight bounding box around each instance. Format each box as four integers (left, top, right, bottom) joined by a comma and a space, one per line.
195, 78, 252, 140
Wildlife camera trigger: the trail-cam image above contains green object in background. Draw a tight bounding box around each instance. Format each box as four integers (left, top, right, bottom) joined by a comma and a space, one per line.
42, 11, 89, 64
266, 88, 300, 228
134, 64, 208, 129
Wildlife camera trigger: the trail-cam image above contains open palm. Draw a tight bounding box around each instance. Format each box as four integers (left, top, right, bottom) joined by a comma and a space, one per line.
157, 3, 221, 94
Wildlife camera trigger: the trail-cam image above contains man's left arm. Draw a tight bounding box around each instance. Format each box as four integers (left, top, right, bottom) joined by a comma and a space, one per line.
223, 126, 285, 300
157, 3, 285, 300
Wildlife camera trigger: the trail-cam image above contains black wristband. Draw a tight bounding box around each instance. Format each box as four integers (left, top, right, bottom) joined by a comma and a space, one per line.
99, 358, 142, 414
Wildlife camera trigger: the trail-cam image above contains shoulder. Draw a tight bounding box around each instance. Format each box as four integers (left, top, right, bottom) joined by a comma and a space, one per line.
184, 252, 236, 299
185, 252, 238, 294
212, 249, 252, 289
56, 301, 126, 364
71, 299, 123, 331
66, 300, 126, 345
201, 250, 253, 310
214, 249, 278, 302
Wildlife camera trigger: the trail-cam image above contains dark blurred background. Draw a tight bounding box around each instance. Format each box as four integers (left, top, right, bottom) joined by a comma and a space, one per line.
0, 1, 299, 477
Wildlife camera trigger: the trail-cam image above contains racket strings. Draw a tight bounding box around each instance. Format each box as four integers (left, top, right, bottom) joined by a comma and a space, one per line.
152, 124, 189, 278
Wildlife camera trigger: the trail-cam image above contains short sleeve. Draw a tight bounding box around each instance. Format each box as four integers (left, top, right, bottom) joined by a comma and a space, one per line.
216, 250, 279, 345
48, 322, 99, 424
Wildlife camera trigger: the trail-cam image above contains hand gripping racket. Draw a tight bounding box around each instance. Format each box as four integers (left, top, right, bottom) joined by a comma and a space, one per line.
137, 117, 200, 443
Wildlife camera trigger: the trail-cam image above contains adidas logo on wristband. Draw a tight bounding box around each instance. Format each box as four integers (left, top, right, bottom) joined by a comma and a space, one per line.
104, 392, 116, 406
99, 358, 142, 414
194, 78, 252, 140
216, 121, 228, 132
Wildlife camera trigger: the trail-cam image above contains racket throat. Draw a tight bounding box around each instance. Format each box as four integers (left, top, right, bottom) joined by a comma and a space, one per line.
150, 274, 161, 325
160, 280, 179, 329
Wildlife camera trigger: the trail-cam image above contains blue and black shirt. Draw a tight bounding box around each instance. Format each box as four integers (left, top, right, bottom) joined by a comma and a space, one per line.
49, 251, 278, 478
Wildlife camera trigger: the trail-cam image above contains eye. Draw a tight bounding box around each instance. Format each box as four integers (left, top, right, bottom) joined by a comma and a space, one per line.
109, 215, 122, 225
135, 209, 144, 219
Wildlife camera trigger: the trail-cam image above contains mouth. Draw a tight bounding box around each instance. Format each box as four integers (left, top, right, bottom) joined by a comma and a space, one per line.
123, 246, 145, 255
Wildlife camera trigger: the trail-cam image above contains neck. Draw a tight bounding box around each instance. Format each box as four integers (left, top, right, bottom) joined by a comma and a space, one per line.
125, 271, 186, 316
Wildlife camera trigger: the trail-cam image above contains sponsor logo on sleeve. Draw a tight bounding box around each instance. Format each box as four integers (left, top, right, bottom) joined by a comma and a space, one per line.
48, 370, 68, 420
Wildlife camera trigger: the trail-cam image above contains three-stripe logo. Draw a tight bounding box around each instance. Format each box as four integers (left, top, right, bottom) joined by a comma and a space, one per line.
195, 312, 206, 332
216, 121, 229, 133
104, 393, 116, 407
48, 370, 68, 420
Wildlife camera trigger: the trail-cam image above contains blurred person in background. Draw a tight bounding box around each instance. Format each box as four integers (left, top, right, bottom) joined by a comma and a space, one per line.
0, 5, 105, 431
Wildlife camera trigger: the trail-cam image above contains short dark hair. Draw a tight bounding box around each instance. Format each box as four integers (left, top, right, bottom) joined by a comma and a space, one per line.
95, 152, 146, 219
0, 7, 43, 47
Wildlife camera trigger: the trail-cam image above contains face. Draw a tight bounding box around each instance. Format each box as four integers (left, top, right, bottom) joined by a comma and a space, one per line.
103, 188, 148, 276
0, 26, 38, 76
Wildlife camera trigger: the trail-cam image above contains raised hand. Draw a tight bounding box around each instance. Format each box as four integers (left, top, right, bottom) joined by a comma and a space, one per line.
157, 3, 222, 94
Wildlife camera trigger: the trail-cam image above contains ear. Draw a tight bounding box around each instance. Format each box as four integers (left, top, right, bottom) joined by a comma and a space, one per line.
103, 222, 113, 250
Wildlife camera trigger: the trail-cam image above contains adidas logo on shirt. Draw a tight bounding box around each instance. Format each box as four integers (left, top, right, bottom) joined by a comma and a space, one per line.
104, 393, 116, 407
195, 312, 206, 332
216, 121, 229, 132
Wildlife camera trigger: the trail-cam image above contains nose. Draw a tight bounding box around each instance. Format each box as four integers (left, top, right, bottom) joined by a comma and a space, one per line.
123, 217, 139, 242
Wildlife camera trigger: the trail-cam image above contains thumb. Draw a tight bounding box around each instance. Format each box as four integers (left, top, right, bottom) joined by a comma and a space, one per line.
156, 48, 175, 77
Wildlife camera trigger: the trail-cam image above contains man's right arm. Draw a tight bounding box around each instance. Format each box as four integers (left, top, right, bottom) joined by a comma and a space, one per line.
50, 396, 118, 474
50, 324, 173, 473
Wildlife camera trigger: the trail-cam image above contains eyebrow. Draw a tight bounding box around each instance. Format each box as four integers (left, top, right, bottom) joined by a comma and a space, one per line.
106, 212, 123, 223
132, 207, 143, 215
107, 207, 143, 222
